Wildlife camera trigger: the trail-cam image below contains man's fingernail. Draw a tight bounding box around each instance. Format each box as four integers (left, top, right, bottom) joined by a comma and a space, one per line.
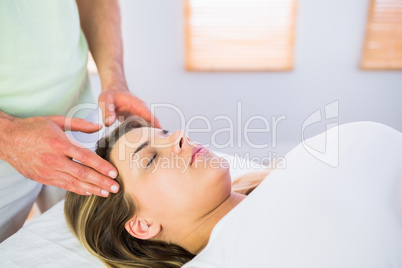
111, 185, 119, 193
109, 170, 117, 178
101, 190, 109, 197
86, 191, 92, 195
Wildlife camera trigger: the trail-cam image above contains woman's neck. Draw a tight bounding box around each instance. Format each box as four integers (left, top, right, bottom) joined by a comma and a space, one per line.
179, 192, 246, 255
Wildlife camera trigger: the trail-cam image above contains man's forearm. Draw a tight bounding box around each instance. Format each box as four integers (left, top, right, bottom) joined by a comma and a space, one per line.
76, 0, 127, 90
0, 111, 19, 161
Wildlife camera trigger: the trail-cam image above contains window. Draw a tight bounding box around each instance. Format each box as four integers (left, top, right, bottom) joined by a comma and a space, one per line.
361, 0, 402, 70
185, 0, 297, 71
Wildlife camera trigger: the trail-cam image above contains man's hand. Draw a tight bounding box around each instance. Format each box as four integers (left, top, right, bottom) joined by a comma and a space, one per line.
2, 115, 119, 197
99, 88, 162, 128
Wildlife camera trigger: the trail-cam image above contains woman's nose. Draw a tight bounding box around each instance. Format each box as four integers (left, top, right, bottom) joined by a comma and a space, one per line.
170, 130, 191, 155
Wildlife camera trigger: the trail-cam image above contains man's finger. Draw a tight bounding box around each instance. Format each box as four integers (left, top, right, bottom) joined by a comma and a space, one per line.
113, 93, 162, 128
65, 146, 119, 183
124, 100, 162, 129
50, 172, 108, 197
99, 93, 117, 127
151, 114, 162, 129
137, 108, 162, 129
65, 118, 103, 133
47, 116, 103, 133
64, 159, 119, 195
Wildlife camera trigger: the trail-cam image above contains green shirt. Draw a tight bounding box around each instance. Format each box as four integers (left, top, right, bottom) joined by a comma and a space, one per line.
0, 0, 95, 119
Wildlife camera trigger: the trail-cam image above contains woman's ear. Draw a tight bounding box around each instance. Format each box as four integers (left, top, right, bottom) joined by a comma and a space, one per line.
124, 217, 161, 240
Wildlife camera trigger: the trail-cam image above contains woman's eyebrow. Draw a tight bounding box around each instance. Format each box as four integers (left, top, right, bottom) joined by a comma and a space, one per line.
133, 129, 168, 156
134, 141, 149, 154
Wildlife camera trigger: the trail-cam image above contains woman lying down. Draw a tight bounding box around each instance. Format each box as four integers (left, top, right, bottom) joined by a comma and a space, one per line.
65, 118, 402, 268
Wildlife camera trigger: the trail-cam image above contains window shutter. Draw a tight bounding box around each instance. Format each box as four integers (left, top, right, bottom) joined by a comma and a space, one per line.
361, 0, 402, 70
185, 0, 297, 71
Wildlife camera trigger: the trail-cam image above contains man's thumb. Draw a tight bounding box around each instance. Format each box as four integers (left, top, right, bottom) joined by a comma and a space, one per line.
99, 93, 116, 127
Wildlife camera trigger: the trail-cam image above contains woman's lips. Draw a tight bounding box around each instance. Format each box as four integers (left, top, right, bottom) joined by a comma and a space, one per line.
191, 145, 208, 165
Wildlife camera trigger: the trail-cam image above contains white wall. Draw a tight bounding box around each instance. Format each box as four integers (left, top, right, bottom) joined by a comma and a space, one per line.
92, 0, 402, 159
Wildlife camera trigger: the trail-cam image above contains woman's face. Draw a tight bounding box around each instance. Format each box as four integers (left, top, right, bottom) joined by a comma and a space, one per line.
109, 127, 231, 232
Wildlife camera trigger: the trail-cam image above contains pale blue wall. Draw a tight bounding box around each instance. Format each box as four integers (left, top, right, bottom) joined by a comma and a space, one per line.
91, 0, 402, 159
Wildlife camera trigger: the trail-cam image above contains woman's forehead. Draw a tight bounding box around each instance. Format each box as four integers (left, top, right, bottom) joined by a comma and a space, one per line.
110, 127, 153, 162
122, 127, 153, 144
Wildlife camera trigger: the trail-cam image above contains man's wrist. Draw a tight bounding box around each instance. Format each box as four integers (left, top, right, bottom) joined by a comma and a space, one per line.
0, 113, 20, 160
101, 78, 129, 92
101, 83, 129, 93
98, 62, 128, 91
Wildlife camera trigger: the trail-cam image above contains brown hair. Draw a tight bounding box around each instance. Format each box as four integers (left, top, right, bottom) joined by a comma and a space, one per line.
64, 117, 195, 268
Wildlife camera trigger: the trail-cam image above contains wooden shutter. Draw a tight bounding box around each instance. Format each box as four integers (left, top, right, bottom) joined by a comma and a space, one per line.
185, 0, 297, 72
361, 0, 402, 70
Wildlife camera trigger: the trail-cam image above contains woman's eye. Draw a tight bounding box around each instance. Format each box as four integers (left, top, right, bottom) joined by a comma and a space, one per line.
147, 154, 157, 168
162, 129, 169, 135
